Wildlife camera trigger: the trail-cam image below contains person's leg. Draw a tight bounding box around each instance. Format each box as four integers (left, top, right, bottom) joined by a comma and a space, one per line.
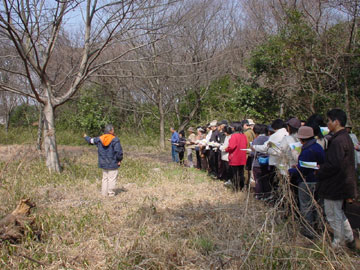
268, 166, 276, 196
196, 149, 201, 169
179, 151, 184, 165
238, 165, 245, 190
201, 150, 208, 172
208, 150, 216, 176
298, 182, 317, 237
231, 166, 240, 191
214, 151, 219, 177
187, 148, 194, 168
171, 145, 176, 162
174, 147, 179, 163
245, 156, 253, 190
260, 166, 272, 198
218, 154, 224, 179
205, 150, 211, 173
107, 169, 118, 197
253, 167, 262, 198
101, 170, 109, 196
324, 199, 354, 248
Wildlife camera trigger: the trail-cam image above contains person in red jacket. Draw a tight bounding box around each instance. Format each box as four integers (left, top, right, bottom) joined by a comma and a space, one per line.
226, 122, 248, 191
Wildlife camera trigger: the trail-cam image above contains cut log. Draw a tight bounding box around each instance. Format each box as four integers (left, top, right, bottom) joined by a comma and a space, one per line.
0, 199, 37, 243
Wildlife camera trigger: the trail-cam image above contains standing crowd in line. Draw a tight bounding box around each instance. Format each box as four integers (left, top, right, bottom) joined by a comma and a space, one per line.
169, 109, 359, 250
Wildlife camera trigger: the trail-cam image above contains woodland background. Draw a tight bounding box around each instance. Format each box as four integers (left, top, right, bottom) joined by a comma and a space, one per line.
1, 0, 360, 170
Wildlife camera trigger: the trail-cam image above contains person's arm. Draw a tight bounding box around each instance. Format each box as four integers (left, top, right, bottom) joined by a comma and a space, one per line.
114, 139, 123, 164
355, 143, 360, 151
252, 140, 270, 153
173, 132, 179, 143
226, 136, 236, 153
84, 134, 97, 145
220, 136, 230, 152
178, 138, 186, 147
318, 141, 344, 180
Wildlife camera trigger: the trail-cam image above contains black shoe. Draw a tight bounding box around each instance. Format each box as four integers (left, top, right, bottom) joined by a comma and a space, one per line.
346, 239, 356, 250
300, 229, 314, 240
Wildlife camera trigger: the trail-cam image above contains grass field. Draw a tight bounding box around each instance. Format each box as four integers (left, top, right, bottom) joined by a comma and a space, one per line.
0, 132, 359, 269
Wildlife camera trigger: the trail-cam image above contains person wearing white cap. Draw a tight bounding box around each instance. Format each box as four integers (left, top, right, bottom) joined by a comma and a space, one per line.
208, 120, 220, 178
186, 127, 196, 168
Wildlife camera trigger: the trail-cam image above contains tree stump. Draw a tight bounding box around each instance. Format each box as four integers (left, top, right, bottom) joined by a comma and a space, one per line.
0, 199, 37, 243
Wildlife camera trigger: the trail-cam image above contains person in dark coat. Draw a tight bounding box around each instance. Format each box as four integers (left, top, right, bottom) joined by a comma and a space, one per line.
317, 109, 357, 249
175, 130, 186, 165
84, 124, 123, 197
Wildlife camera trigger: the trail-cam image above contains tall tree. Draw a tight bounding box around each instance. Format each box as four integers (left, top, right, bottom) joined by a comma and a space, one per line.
0, 0, 167, 171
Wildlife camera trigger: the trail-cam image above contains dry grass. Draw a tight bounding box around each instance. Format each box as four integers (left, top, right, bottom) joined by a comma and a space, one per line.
0, 144, 359, 269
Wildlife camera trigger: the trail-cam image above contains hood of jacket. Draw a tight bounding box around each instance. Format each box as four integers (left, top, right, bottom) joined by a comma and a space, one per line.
99, 134, 115, 146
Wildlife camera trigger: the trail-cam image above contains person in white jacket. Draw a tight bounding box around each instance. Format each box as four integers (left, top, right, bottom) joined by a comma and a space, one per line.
220, 126, 233, 185
252, 119, 289, 169
277, 118, 302, 174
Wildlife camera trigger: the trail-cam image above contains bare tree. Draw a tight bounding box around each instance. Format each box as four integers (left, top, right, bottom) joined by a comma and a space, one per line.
0, 0, 168, 171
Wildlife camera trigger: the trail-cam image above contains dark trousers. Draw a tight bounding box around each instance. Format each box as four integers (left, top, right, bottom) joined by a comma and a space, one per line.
179, 151, 184, 165
208, 149, 218, 177
218, 154, 225, 180
201, 149, 209, 172
253, 166, 272, 198
195, 149, 202, 169
231, 165, 245, 191
222, 160, 232, 181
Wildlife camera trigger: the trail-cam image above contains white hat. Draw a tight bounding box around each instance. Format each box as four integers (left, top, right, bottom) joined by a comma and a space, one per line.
247, 119, 255, 126
209, 120, 217, 127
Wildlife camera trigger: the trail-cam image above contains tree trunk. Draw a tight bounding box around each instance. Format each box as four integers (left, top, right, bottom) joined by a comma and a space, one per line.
279, 102, 284, 118
174, 99, 181, 127
310, 92, 316, 114
158, 92, 165, 149
37, 105, 44, 151
43, 103, 61, 172
344, 76, 352, 125
4, 114, 9, 133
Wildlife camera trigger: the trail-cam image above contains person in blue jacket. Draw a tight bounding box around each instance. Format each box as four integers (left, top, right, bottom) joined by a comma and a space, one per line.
84, 124, 123, 197
169, 127, 180, 163
289, 126, 325, 239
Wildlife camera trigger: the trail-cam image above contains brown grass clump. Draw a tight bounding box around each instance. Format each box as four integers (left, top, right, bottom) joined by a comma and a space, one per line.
0, 145, 359, 269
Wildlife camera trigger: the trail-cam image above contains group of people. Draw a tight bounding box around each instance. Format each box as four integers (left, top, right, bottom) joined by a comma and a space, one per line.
81, 110, 358, 251
170, 109, 358, 250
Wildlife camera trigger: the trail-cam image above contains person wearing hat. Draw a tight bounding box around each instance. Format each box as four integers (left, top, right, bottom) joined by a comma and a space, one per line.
208, 120, 220, 178
277, 117, 302, 174
186, 127, 196, 168
317, 109, 357, 250
243, 119, 256, 147
242, 119, 256, 189
195, 127, 207, 170
288, 126, 325, 239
